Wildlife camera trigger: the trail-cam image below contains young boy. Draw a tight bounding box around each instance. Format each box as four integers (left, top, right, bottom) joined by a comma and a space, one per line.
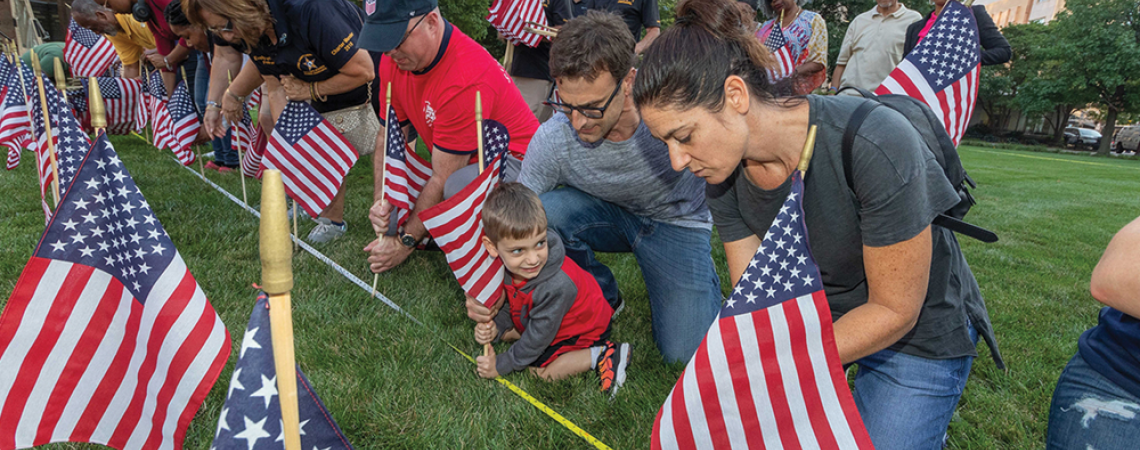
474, 183, 631, 397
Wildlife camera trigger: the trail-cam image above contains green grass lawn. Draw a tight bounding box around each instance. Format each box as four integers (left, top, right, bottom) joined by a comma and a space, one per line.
2, 140, 1138, 449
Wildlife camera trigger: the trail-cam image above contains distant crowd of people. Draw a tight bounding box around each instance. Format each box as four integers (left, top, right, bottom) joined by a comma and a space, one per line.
63, 0, 1134, 448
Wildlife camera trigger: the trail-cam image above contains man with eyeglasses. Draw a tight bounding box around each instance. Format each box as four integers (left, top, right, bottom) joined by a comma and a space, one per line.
359, 0, 539, 275
507, 11, 721, 364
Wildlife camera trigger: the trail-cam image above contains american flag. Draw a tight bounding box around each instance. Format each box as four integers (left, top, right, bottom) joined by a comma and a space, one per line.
875, 0, 980, 146
419, 120, 511, 307
763, 22, 795, 81
0, 62, 34, 155
486, 0, 547, 47
240, 124, 266, 179
232, 106, 255, 169
210, 293, 354, 450
383, 105, 432, 228
0, 133, 231, 450
652, 171, 874, 450
167, 80, 199, 166
64, 20, 119, 78
245, 87, 262, 112
147, 70, 174, 151
74, 77, 144, 135
263, 101, 358, 219
28, 73, 67, 210
6, 145, 18, 170
135, 74, 149, 132
41, 88, 94, 202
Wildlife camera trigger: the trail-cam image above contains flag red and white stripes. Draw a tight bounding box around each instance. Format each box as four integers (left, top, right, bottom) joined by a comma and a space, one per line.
382, 105, 433, 227
6, 145, 18, 170
240, 124, 266, 179
875, 0, 980, 146
263, 101, 358, 218
420, 155, 505, 306
167, 81, 199, 166
64, 20, 118, 78
0, 134, 230, 450
487, 0, 547, 48
0, 62, 33, 154
763, 23, 795, 81
652, 171, 873, 450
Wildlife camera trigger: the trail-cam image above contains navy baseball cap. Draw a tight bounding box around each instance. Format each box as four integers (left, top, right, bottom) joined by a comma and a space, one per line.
359, 0, 438, 53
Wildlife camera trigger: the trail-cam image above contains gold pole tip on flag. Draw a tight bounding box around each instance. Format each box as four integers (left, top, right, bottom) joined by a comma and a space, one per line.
53, 58, 66, 91
89, 77, 107, 130
260, 170, 294, 294
796, 125, 818, 173
29, 49, 41, 73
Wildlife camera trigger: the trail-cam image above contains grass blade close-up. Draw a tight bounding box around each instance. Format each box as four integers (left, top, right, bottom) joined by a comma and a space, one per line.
1, 138, 1138, 449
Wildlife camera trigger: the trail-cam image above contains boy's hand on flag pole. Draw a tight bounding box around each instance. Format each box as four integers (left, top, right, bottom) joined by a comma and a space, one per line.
369, 199, 393, 235
476, 346, 499, 379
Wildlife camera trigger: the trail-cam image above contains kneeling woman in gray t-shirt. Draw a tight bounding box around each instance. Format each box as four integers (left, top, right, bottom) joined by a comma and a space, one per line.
632, 0, 999, 448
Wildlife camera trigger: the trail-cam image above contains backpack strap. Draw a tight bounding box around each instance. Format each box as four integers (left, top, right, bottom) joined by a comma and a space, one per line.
841, 101, 881, 193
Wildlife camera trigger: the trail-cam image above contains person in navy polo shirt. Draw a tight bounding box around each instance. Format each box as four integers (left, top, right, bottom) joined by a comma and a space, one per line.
358, 0, 539, 276
1047, 216, 1140, 449
184, 0, 379, 243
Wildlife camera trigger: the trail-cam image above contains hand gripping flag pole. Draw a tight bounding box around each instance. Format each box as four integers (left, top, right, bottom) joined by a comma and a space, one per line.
88, 76, 106, 134
30, 50, 61, 208
370, 83, 394, 301
474, 90, 494, 359
261, 169, 304, 450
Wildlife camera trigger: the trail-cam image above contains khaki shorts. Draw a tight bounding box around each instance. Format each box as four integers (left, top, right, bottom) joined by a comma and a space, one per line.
323, 102, 380, 156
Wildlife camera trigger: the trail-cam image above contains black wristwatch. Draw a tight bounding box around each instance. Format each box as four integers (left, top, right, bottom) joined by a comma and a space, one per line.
399, 233, 418, 249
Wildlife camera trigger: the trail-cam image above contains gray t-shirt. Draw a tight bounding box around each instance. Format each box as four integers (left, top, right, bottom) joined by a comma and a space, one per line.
518, 113, 712, 230
707, 95, 979, 360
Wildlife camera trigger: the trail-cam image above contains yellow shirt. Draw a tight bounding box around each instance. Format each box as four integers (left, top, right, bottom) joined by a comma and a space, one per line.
105, 14, 156, 66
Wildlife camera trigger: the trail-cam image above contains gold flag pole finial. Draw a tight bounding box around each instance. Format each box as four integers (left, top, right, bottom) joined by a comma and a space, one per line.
90, 77, 107, 132
260, 170, 302, 450
796, 125, 819, 173
53, 58, 66, 92
30, 50, 62, 207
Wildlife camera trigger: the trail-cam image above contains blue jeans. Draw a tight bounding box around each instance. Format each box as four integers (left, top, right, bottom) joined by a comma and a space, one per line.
192, 53, 236, 166
539, 187, 722, 363
851, 324, 978, 450
1047, 352, 1140, 449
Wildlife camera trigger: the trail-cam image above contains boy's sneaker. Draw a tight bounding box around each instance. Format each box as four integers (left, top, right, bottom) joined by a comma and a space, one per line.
610, 294, 625, 321
308, 218, 346, 243
596, 341, 631, 399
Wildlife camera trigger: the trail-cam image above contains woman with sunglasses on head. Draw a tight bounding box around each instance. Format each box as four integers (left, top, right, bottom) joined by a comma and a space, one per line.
633, 0, 1001, 448
183, 0, 379, 243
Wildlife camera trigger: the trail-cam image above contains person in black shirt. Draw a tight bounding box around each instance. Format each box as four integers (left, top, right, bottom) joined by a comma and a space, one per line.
185, 0, 379, 243
510, 0, 571, 123
587, 0, 661, 54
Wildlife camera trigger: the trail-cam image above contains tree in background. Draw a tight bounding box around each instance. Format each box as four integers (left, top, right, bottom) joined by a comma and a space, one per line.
1047, 0, 1140, 155
1003, 22, 1093, 145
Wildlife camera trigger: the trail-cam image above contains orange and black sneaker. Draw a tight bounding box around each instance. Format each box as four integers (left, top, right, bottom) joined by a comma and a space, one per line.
596, 341, 631, 399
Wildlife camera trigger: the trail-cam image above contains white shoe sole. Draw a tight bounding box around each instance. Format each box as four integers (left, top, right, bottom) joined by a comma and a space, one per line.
610, 343, 631, 400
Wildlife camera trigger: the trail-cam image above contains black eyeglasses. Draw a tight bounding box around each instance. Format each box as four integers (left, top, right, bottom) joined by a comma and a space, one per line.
207, 19, 233, 34
394, 14, 428, 51
544, 82, 622, 119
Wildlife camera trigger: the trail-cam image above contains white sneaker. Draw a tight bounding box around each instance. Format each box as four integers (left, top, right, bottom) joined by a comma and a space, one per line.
308, 218, 346, 243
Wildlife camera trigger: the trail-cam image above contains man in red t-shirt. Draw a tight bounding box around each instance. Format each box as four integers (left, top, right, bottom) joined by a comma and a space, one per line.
359, 0, 539, 274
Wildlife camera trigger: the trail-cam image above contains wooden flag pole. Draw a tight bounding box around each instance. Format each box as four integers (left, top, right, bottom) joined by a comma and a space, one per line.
371, 83, 393, 299
474, 91, 493, 358
501, 42, 514, 71
293, 200, 299, 252
89, 76, 106, 135
796, 125, 818, 173
260, 169, 303, 450
229, 71, 248, 204
142, 66, 152, 145
30, 50, 61, 207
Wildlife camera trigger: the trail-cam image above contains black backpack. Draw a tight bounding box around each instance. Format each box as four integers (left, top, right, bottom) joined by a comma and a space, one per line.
838, 87, 997, 243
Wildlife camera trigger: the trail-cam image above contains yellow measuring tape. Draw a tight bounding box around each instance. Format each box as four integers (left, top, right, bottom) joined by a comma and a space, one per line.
139, 131, 615, 450
448, 344, 614, 450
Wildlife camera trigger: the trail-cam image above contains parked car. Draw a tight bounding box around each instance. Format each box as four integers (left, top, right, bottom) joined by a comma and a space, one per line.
1114, 125, 1139, 153
1064, 127, 1102, 150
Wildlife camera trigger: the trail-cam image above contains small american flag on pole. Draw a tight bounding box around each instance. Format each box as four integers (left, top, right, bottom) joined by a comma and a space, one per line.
0, 62, 34, 154
652, 171, 874, 450
210, 293, 354, 450
240, 124, 266, 179
0, 133, 230, 450
763, 22, 795, 81
875, 0, 980, 146
64, 20, 119, 78
167, 80, 199, 166
135, 74, 149, 132
419, 120, 510, 307
74, 78, 143, 135
147, 70, 174, 151
486, 0, 547, 47
6, 145, 18, 170
383, 105, 432, 228
263, 101, 359, 219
